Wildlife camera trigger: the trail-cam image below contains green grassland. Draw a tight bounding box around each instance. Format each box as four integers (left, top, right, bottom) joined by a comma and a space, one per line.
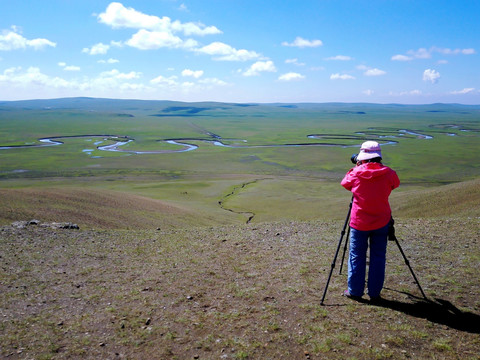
1, 98, 479, 227
1, 98, 479, 359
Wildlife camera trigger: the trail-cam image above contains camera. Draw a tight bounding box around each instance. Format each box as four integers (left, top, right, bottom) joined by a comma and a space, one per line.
350, 154, 358, 164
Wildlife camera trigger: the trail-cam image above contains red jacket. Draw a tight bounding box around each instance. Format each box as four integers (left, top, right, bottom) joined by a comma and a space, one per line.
341, 162, 400, 231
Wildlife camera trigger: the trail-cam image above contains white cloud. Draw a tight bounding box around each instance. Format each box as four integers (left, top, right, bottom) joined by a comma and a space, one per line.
409, 89, 422, 95
82, 42, 110, 55
98, 2, 160, 29
363, 89, 374, 96
182, 69, 204, 78
450, 88, 475, 94
330, 73, 355, 80
432, 47, 476, 55
100, 69, 142, 80
285, 58, 305, 66
423, 69, 440, 84
364, 68, 386, 76
393, 47, 476, 61
0, 27, 56, 51
0, 66, 156, 98
58, 63, 81, 71
198, 77, 228, 86
98, 58, 120, 64
196, 42, 260, 61
391, 54, 412, 61
325, 55, 352, 61
0, 66, 69, 88
64, 66, 81, 72
172, 20, 221, 37
282, 36, 322, 48
150, 75, 178, 86
149, 73, 228, 92
389, 89, 423, 96
408, 48, 431, 59
357, 65, 385, 76
96, 3, 261, 63
243, 60, 276, 76
278, 72, 305, 81
110, 41, 123, 48
125, 29, 187, 50
180, 81, 195, 90
98, 2, 221, 36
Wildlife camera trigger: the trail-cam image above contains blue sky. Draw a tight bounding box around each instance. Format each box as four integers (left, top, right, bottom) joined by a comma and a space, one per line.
1, 0, 479, 104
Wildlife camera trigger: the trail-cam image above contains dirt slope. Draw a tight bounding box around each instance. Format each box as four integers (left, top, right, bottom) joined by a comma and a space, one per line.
0, 187, 209, 229
1, 218, 478, 359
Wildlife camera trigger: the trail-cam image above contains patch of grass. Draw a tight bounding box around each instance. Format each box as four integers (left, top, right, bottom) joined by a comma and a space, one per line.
432, 338, 453, 352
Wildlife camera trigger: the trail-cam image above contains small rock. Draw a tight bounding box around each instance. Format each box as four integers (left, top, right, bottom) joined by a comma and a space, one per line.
11, 221, 28, 229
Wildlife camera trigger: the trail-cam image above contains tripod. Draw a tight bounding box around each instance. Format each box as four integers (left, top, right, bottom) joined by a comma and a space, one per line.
320, 198, 427, 305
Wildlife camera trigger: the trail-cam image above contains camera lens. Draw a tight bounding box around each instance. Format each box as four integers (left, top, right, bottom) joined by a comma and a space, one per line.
350, 154, 358, 164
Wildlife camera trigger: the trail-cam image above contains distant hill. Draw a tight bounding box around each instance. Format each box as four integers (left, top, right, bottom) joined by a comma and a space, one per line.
1, 97, 479, 111
0, 97, 177, 111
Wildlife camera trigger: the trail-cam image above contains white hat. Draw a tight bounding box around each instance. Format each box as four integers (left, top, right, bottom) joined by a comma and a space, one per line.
356, 141, 382, 161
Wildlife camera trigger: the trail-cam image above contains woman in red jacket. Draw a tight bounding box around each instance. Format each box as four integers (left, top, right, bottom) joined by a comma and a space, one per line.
341, 141, 400, 300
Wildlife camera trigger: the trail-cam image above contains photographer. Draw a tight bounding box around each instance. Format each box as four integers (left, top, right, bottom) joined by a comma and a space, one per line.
341, 141, 400, 301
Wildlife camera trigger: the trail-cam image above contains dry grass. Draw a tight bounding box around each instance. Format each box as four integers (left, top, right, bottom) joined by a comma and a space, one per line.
1, 179, 479, 359
392, 177, 480, 219
1, 217, 479, 359
0, 187, 217, 229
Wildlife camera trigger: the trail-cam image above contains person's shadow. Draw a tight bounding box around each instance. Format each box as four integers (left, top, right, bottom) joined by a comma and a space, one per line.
374, 290, 480, 334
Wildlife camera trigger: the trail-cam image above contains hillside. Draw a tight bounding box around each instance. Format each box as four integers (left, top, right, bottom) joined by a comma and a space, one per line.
392, 177, 480, 219
1, 179, 478, 230
1, 215, 478, 359
0, 187, 223, 229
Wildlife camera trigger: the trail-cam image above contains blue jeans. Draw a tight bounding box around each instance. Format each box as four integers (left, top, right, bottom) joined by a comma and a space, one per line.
348, 223, 389, 298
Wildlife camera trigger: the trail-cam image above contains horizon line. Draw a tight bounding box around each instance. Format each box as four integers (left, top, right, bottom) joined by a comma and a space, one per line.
1, 96, 479, 107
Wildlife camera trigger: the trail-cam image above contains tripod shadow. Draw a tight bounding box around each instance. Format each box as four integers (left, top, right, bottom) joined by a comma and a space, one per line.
375, 290, 480, 334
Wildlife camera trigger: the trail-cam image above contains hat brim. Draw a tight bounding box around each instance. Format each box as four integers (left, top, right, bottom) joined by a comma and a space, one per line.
356, 151, 382, 161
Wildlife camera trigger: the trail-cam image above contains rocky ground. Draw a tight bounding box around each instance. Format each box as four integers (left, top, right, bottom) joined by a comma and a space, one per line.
1, 218, 479, 359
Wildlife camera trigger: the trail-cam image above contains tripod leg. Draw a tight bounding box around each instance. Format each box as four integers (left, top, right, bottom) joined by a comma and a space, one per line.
393, 237, 427, 300
320, 225, 347, 305
321, 199, 352, 305
339, 225, 350, 275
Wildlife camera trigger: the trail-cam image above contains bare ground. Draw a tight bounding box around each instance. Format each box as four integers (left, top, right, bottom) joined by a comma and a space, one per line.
1, 218, 479, 359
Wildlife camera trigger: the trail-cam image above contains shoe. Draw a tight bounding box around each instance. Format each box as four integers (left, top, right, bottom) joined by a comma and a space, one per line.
343, 290, 362, 300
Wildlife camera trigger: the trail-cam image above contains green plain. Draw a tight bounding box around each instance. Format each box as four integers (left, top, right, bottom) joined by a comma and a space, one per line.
1, 98, 479, 226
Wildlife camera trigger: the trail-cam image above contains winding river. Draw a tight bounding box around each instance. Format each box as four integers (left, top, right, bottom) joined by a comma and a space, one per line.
1, 126, 471, 155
